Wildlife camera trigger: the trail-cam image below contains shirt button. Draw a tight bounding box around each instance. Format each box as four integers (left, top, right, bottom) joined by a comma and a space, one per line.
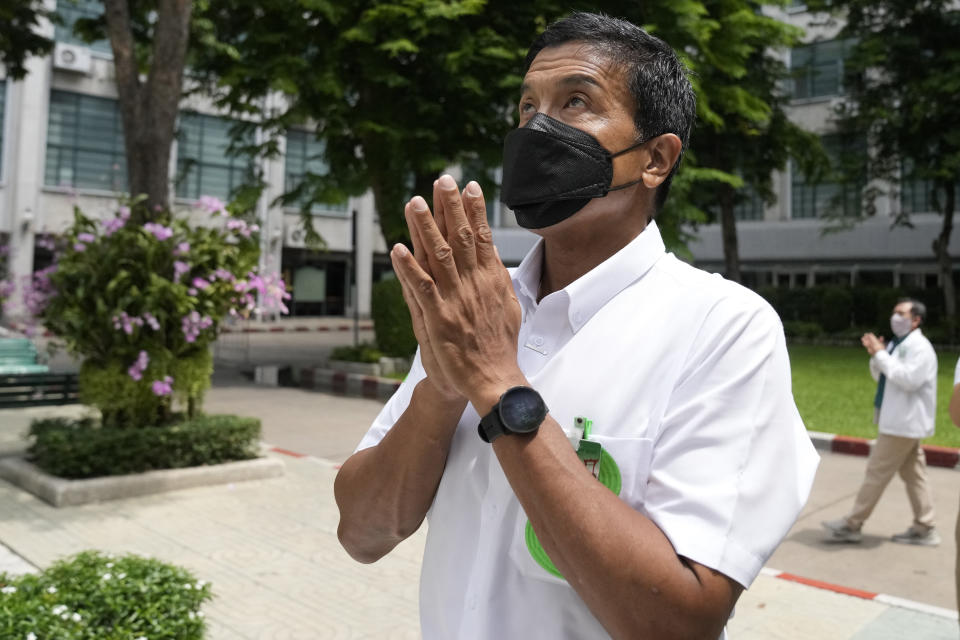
534, 336, 544, 346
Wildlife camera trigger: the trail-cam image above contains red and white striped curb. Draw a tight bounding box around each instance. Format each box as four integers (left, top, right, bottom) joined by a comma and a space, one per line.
760, 567, 959, 620
300, 367, 401, 401
809, 431, 960, 470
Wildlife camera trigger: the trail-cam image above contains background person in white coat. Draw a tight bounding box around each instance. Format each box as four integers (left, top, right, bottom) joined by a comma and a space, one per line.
823, 298, 939, 545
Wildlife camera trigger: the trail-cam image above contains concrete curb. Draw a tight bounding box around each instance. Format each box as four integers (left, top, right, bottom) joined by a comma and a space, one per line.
0, 455, 285, 507
300, 366, 401, 401
220, 323, 373, 335
1, 322, 373, 338
760, 567, 959, 621
808, 431, 960, 470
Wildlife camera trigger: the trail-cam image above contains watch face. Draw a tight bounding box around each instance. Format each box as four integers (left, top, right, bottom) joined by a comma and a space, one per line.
499, 387, 547, 434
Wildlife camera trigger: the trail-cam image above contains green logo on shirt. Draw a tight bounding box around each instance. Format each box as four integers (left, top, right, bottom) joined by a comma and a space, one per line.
525, 447, 622, 579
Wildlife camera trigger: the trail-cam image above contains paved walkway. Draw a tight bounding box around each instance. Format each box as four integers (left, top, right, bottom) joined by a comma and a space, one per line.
0, 376, 958, 638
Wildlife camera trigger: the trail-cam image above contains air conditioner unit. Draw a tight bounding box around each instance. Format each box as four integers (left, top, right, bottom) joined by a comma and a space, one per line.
53, 43, 92, 75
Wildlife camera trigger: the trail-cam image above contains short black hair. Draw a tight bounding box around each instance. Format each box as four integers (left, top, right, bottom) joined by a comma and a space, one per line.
898, 297, 926, 324
524, 12, 696, 213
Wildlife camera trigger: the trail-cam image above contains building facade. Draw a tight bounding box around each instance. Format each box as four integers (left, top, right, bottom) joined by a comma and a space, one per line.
1, 2, 958, 323
0, 0, 388, 321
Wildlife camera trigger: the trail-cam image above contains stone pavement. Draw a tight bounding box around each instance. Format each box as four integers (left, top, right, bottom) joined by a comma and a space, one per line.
0, 378, 958, 638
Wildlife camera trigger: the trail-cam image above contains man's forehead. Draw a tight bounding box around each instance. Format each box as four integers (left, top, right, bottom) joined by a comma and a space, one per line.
894, 302, 913, 313
523, 41, 626, 86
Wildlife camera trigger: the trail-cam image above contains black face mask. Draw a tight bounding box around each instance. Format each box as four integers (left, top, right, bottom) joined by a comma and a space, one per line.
499, 112, 648, 229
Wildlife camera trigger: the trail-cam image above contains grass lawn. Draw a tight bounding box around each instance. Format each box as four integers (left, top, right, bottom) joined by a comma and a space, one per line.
790, 344, 960, 449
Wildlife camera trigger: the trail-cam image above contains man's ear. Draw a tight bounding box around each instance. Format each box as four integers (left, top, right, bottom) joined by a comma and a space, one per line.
641, 133, 683, 190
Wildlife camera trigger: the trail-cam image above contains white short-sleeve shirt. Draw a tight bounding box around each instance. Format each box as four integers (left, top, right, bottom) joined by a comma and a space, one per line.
356, 221, 819, 640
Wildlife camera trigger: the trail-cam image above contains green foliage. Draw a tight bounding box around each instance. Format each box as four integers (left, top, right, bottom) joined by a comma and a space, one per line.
28, 414, 262, 480
330, 343, 384, 363
0, 550, 211, 639
0, 0, 55, 80
783, 320, 824, 339
37, 202, 259, 427
78, 350, 213, 428
818, 286, 854, 333
191, 1, 824, 251
371, 278, 417, 357
763, 284, 949, 337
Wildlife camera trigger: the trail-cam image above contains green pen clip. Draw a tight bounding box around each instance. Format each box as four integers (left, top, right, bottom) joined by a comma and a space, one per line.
574, 416, 601, 480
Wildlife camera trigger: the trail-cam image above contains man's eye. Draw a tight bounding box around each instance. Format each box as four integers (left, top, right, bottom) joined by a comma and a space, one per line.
566, 96, 586, 108
519, 102, 535, 113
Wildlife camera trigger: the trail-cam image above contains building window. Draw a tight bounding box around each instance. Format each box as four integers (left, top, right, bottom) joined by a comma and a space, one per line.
901, 166, 960, 214
790, 39, 853, 100
175, 113, 255, 202
55, 0, 111, 54
791, 134, 864, 219
284, 129, 348, 215
734, 187, 764, 221
0, 79, 6, 180
45, 90, 127, 192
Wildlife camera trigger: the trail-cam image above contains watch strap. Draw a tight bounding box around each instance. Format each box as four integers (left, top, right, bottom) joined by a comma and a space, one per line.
478, 409, 507, 443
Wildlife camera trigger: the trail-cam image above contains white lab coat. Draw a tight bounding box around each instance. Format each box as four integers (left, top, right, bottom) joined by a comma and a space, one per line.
869, 328, 937, 439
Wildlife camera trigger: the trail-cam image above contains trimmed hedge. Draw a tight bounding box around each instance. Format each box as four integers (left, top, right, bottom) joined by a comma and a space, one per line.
28, 415, 261, 480
371, 278, 417, 357
761, 284, 947, 336
0, 550, 211, 639
330, 343, 383, 363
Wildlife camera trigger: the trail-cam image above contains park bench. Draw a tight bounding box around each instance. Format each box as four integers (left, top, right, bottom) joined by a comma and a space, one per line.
0, 337, 50, 375
0, 373, 79, 408
0, 337, 79, 408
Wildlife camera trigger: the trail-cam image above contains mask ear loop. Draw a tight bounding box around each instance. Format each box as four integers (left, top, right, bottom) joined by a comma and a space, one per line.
607, 136, 651, 192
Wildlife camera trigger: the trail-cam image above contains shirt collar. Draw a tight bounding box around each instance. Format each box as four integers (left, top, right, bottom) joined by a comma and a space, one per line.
510, 220, 666, 333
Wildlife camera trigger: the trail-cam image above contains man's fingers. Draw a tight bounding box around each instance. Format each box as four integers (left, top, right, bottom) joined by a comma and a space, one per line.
433, 180, 448, 240
405, 200, 431, 276
391, 242, 443, 310
436, 174, 478, 273
405, 197, 461, 294
462, 180, 497, 268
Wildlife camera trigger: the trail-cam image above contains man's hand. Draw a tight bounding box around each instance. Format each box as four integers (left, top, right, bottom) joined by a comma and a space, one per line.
861, 332, 885, 356
391, 174, 524, 414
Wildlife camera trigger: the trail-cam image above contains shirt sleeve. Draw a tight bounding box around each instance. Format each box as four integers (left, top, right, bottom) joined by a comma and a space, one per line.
354, 348, 428, 452
872, 339, 936, 393
953, 356, 960, 388
643, 296, 819, 589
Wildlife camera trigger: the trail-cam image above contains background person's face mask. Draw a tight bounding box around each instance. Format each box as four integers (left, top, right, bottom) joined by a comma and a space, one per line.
890, 313, 913, 338
499, 112, 648, 229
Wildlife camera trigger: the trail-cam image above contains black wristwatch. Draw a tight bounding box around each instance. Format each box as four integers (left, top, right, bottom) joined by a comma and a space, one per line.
478, 386, 548, 443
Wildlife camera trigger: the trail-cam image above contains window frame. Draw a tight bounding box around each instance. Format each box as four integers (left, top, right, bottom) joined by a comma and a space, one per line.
789, 39, 853, 102
174, 111, 257, 203
283, 128, 349, 218
44, 89, 128, 193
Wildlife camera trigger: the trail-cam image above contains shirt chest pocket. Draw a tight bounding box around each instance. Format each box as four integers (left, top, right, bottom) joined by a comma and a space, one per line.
507, 435, 655, 586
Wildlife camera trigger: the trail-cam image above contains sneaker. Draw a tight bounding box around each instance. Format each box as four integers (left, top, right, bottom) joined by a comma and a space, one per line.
891, 526, 941, 546
822, 518, 862, 543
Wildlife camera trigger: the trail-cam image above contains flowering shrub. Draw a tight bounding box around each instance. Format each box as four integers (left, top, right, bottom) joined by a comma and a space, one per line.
29, 199, 289, 428
0, 239, 11, 315
0, 550, 211, 639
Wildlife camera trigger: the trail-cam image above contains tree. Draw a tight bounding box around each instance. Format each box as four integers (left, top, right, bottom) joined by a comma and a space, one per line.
87, 0, 194, 217
192, 1, 814, 256
0, 0, 55, 79
684, 2, 822, 283
191, 0, 549, 249
814, 0, 960, 330
1, 1, 197, 217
